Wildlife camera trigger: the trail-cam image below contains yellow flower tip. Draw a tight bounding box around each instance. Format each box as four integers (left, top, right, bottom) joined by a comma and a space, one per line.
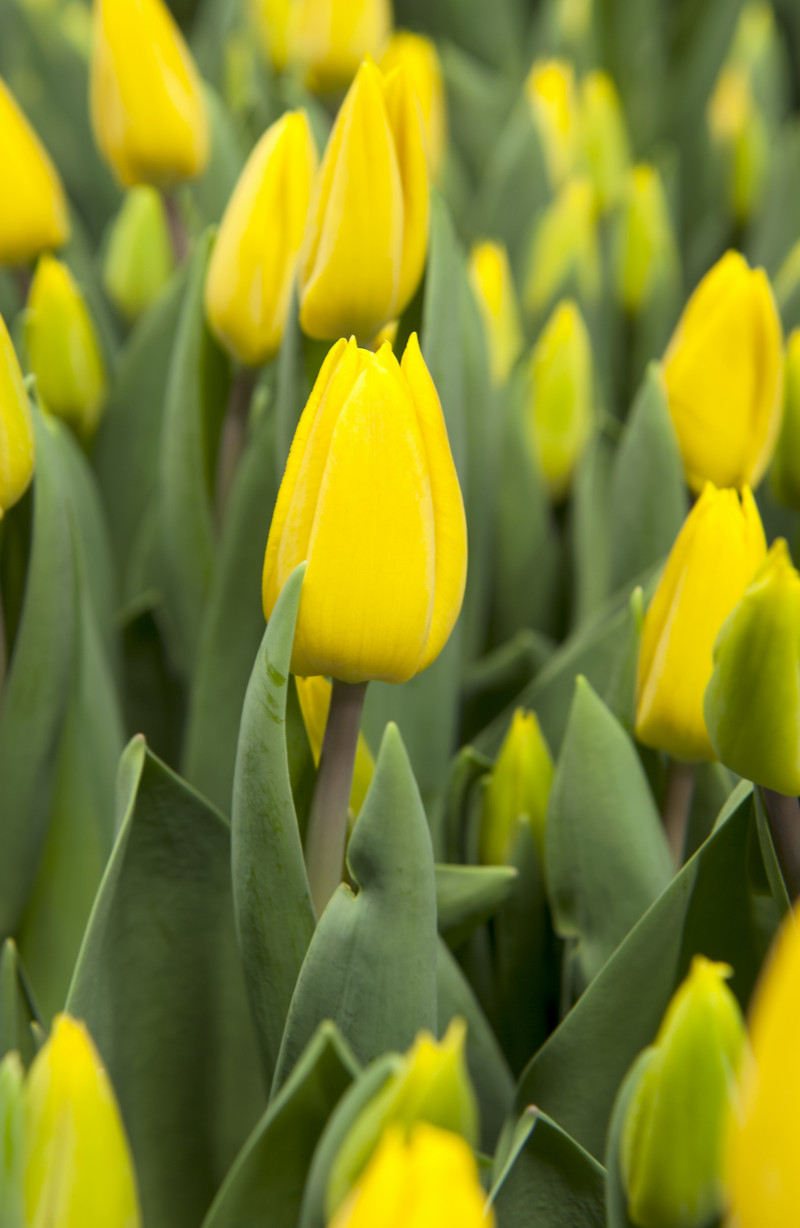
291, 0, 393, 95
0, 311, 35, 515
524, 58, 580, 189
0, 75, 70, 266
480, 707, 553, 867
263, 333, 466, 684
525, 297, 593, 501
468, 240, 524, 386
581, 69, 630, 213
614, 163, 679, 313
90, 0, 210, 188
249, 0, 292, 73
381, 31, 447, 180
663, 249, 784, 493
295, 674, 375, 814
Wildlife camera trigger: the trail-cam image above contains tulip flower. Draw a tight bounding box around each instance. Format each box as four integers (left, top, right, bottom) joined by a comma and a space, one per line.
621, 957, 746, 1228
298, 58, 428, 342
291, 0, 392, 94
103, 186, 175, 322
524, 177, 601, 315
525, 298, 593, 500
708, 66, 768, 224
0, 76, 70, 266
613, 164, 680, 314
479, 708, 553, 866
635, 483, 766, 762
524, 59, 581, 189
24, 1014, 141, 1227
467, 241, 525, 386
581, 70, 630, 212
295, 674, 375, 814
662, 250, 783, 493
771, 329, 800, 508
328, 1123, 493, 1228
205, 111, 317, 366
90, 0, 210, 188
249, 0, 292, 72
381, 32, 447, 180
0, 312, 35, 517
26, 256, 107, 440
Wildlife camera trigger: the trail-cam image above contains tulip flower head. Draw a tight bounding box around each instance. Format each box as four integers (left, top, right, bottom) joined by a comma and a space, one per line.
298, 57, 429, 342
0, 312, 35, 517
0, 75, 70, 266
262, 333, 466, 683
663, 251, 783, 493
291, 0, 393, 94
205, 110, 318, 366
581, 70, 630, 212
296, 674, 375, 813
614, 164, 679, 314
635, 483, 766, 762
104, 186, 175, 322
480, 708, 553, 866
90, 0, 210, 188
249, 0, 292, 72
468, 241, 525, 386
771, 329, 800, 508
524, 59, 581, 189
525, 177, 601, 315
381, 32, 447, 180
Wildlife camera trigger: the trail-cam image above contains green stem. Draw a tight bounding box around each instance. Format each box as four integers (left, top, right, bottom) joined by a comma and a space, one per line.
0, 575, 6, 702
305, 679, 368, 919
164, 192, 188, 265
215, 366, 257, 528
762, 788, 800, 900
662, 759, 696, 867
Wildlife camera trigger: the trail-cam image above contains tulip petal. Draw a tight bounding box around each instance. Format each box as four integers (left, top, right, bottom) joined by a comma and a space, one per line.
0, 314, 35, 516
0, 78, 70, 266
381, 66, 430, 319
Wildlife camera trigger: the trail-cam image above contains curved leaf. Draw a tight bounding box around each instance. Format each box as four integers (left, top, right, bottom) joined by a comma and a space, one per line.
436, 864, 518, 943
604, 1053, 650, 1228
0, 941, 39, 1066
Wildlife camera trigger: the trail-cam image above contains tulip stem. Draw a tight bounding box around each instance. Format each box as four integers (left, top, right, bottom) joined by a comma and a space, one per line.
164, 193, 189, 264
215, 366, 257, 527
305, 679, 368, 919
0, 581, 6, 701
762, 788, 800, 900
663, 759, 696, 867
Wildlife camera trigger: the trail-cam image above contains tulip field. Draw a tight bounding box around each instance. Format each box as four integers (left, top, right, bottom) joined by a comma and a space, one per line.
3, 0, 800, 1224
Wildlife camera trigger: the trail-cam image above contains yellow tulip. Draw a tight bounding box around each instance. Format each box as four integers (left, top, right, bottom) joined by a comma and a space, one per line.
24, 1014, 141, 1228
581, 70, 630, 212
328, 1122, 492, 1228
291, 0, 393, 94
726, 909, 800, 1228
614, 164, 679, 314
0, 76, 70, 266
635, 483, 766, 762
771, 329, 800, 507
103, 186, 175, 322
26, 256, 107, 439
205, 111, 317, 366
295, 674, 375, 813
381, 31, 447, 180
524, 177, 600, 315
0, 312, 35, 517
525, 298, 593, 501
467, 241, 525, 386
524, 59, 581, 189
480, 708, 553, 866
662, 250, 783, 493
262, 333, 466, 683
299, 57, 428, 342
249, 0, 292, 72
90, 0, 210, 188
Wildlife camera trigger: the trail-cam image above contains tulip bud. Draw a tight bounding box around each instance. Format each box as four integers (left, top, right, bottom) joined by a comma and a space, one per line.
249, 0, 292, 73
662, 250, 783, 493
205, 111, 317, 366
524, 177, 601, 315
613, 164, 680, 314
524, 59, 581, 189
525, 298, 593, 500
771, 330, 800, 508
0, 1052, 24, 1228
90, 0, 210, 188
635, 483, 766, 762
103, 186, 175, 322
327, 1019, 479, 1218
26, 256, 107, 440
299, 58, 428, 342
263, 333, 466, 683
296, 674, 375, 815
291, 0, 393, 95
23, 1014, 141, 1227
381, 32, 447, 180
621, 957, 746, 1228
0, 313, 35, 517
467, 241, 524, 386
708, 66, 768, 224
581, 71, 630, 212
329, 1122, 492, 1228
0, 76, 70, 266
479, 708, 553, 867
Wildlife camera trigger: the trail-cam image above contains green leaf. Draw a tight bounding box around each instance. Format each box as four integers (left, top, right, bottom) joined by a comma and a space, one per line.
394, 0, 524, 70
67, 739, 265, 1228
435, 864, 519, 944
0, 941, 39, 1066
753, 787, 792, 916
471, 102, 549, 273
569, 430, 614, 631
604, 1053, 650, 1228
440, 46, 517, 184
274, 286, 310, 480
462, 630, 555, 746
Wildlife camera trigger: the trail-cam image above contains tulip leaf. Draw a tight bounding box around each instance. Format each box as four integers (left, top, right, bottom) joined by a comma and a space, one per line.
462, 630, 556, 746
67, 738, 265, 1228
396, 0, 523, 70
753, 787, 793, 917
231, 564, 316, 1086
274, 287, 310, 479
441, 46, 517, 185
472, 102, 549, 272
604, 1052, 651, 1228
0, 941, 39, 1067
435, 864, 519, 942
202, 1023, 360, 1228
273, 723, 439, 1092
569, 430, 615, 630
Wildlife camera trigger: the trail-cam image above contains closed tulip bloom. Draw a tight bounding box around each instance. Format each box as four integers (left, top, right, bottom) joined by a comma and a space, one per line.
262, 333, 466, 683
249, 0, 292, 72
292, 0, 393, 94
24, 1014, 141, 1228
205, 111, 317, 366
524, 59, 581, 189
771, 330, 800, 507
524, 177, 601, 315
635, 483, 766, 762
480, 708, 553, 867
468, 241, 524, 386
525, 299, 593, 500
614, 164, 680, 314
90, 0, 210, 188
0, 312, 35, 517
0, 76, 70, 266
296, 674, 375, 814
26, 256, 107, 440
103, 186, 175, 322
662, 251, 783, 493
381, 32, 447, 179
581, 71, 630, 212
299, 58, 429, 342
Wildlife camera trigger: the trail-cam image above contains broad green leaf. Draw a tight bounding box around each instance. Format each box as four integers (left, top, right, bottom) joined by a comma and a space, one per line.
431, 745, 490, 864
604, 1053, 650, 1228
471, 102, 549, 273
394, 0, 524, 70
440, 45, 517, 184
0, 941, 38, 1066
435, 864, 519, 944
753, 787, 793, 917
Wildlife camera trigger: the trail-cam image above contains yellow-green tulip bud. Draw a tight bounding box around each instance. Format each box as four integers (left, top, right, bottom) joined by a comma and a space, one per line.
580, 70, 630, 213
479, 708, 553, 867
525, 298, 593, 501
327, 1019, 479, 1218
467, 241, 524, 386
299, 58, 428, 342
0, 1051, 24, 1228
771, 329, 800, 507
205, 110, 317, 366
249, 0, 292, 73
24, 1014, 141, 1227
26, 256, 107, 440
708, 67, 769, 225
663, 250, 783, 493
524, 59, 581, 189
0, 312, 35, 517
295, 674, 375, 814
381, 32, 447, 181
262, 333, 466, 683
613, 164, 680, 314
291, 0, 393, 95
90, 0, 210, 188
0, 76, 70, 266
621, 957, 746, 1228
328, 1122, 492, 1228
524, 177, 601, 315
635, 483, 766, 762
103, 186, 175, 323
704, 539, 800, 795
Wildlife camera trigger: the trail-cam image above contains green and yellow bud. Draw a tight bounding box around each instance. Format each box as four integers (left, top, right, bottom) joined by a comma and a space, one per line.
0, 76, 70, 266
613, 164, 679, 314
295, 674, 375, 815
479, 708, 553, 867
205, 110, 317, 366
262, 333, 466, 683
635, 483, 766, 762
0, 1051, 24, 1228
381, 32, 447, 180
103, 186, 175, 322
0, 312, 35, 517
771, 329, 800, 507
524, 59, 581, 189
291, 0, 392, 94
621, 957, 746, 1228
580, 70, 630, 212
467, 241, 525, 386
524, 177, 601, 315
249, 0, 292, 73
663, 250, 783, 493
26, 256, 107, 440
708, 66, 768, 224
525, 298, 593, 501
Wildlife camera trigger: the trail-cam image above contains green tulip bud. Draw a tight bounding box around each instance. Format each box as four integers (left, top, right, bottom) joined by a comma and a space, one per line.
613, 164, 680, 315
0, 1052, 25, 1228
772, 330, 800, 508
479, 707, 554, 866
524, 177, 601, 316
581, 71, 630, 213
103, 186, 175, 323
621, 956, 746, 1228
